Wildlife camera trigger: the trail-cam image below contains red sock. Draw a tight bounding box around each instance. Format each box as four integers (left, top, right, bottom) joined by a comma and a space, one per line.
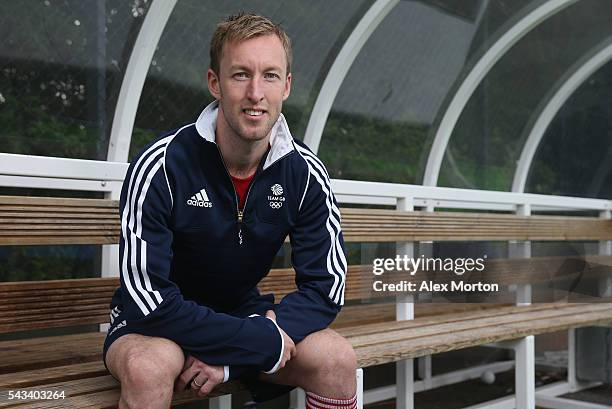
305, 392, 357, 409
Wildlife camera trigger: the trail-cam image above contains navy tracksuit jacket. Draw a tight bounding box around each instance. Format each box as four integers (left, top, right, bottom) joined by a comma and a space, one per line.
106, 101, 347, 381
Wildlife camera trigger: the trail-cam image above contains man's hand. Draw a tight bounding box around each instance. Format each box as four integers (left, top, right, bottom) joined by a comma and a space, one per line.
175, 355, 224, 397
265, 309, 296, 370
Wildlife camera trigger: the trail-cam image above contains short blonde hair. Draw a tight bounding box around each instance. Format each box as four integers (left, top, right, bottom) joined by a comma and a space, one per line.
210, 12, 292, 76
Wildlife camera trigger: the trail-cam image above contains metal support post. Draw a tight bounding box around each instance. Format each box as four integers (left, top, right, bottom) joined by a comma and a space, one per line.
357, 368, 364, 409
417, 355, 432, 389
100, 186, 121, 333
509, 204, 535, 408
101, 186, 121, 279
209, 395, 231, 409
510, 204, 532, 306
515, 336, 536, 409
290, 388, 306, 409
599, 210, 612, 298
396, 196, 414, 409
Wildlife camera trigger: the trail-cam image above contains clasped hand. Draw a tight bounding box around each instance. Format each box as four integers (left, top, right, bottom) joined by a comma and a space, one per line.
175, 310, 296, 396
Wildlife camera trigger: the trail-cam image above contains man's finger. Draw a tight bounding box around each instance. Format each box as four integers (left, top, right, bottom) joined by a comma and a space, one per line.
175, 370, 194, 392
183, 355, 195, 371
199, 379, 218, 396
175, 356, 196, 392
265, 309, 276, 320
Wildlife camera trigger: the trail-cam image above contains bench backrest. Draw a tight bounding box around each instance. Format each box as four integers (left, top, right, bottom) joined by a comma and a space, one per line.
3, 196, 611, 246
1, 195, 611, 335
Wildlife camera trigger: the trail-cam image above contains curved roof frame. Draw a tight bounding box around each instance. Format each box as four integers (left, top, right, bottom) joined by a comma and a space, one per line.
421, 0, 577, 186
302, 0, 399, 153
512, 37, 612, 193
107, 0, 178, 163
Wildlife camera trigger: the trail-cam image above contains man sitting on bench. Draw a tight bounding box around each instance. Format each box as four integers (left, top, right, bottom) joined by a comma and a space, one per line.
103, 12, 357, 409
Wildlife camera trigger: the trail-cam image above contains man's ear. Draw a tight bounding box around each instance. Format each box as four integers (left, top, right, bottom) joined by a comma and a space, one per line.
207, 68, 222, 99
283, 72, 292, 101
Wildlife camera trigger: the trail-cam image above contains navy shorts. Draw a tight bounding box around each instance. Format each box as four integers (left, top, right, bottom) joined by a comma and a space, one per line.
102, 293, 294, 402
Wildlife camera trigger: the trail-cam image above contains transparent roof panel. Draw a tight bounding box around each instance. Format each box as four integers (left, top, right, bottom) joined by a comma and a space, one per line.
131, 0, 372, 158
318, 0, 534, 183
440, 0, 612, 191
0, 0, 148, 159
527, 60, 612, 200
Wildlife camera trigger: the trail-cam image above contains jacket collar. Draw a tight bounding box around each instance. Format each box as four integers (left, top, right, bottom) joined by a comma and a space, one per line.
195, 100, 295, 170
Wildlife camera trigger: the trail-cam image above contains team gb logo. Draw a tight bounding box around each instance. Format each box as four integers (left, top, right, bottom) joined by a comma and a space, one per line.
271, 184, 283, 196
269, 184, 285, 209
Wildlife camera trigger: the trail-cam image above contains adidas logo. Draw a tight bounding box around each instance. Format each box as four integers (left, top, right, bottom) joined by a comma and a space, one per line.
187, 188, 213, 208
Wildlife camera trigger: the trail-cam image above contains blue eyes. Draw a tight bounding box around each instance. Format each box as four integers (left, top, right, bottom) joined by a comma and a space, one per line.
233, 73, 280, 80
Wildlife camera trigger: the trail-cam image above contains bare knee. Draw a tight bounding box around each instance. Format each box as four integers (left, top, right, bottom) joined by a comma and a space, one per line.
107, 334, 184, 407
315, 331, 357, 390
288, 329, 357, 397
123, 345, 181, 389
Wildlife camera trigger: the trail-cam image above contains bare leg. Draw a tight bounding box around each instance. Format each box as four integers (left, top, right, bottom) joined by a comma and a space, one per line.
261, 328, 357, 398
105, 334, 185, 409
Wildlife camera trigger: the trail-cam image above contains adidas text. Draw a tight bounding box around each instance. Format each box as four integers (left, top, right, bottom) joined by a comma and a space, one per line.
187, 199, 213, 208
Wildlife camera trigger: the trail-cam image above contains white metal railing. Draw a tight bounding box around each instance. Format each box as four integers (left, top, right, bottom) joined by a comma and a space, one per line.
0, 153, 127, 194
2, 153, 611, 213
332, 179, 611, 212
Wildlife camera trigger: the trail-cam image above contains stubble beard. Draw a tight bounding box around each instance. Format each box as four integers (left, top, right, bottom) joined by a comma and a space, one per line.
225, 105, 280, 143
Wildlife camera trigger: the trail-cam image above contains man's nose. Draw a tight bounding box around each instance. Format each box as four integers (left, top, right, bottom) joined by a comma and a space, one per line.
246, 78, 264, 103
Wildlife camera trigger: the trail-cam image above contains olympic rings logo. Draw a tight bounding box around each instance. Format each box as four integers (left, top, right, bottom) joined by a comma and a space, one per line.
269, 201, 283, 209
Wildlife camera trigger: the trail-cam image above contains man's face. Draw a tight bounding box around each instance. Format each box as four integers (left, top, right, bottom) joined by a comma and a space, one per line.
208, 34, 291, 143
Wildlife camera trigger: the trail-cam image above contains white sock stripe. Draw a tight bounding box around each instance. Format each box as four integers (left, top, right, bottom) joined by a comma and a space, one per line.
306, 393, 357, 404
306, 392, 357, 409
294, 145, 345, 304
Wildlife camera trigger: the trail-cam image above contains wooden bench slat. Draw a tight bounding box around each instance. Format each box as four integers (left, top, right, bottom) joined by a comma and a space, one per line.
0, 315, 109, 334
0, 205, 118, 214
0, 305, 110, 324
0, 199, 609, 246
0, 212, 117, 219
0, 287, 116, 300
353, 304, 612, 366
0, 332, 105, 375
348, 304, 612, 348
0, 362, 107, 390
0, 196, 119, 207
0, 237, 119, 245
6, 376, 245, 409
0, 278, 119, 292
0, 297, 112, 313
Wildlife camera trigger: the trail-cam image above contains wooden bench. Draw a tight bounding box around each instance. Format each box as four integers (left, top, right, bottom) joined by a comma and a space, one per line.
1, 195, 612, 408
